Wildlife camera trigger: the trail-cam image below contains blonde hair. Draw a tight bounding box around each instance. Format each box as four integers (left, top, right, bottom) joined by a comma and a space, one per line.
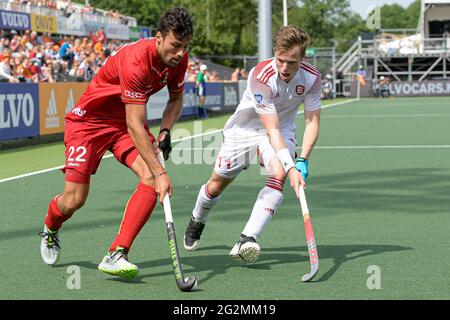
274, 25, 310, 58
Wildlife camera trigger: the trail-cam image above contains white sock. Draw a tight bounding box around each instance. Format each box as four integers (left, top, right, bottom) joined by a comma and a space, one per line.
192, 184, 221, 224
241, 178, 284, 241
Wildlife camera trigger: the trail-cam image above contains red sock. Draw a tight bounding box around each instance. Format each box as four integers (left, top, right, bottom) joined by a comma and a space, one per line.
44, 194, 72, 231
109, 183, 158, 253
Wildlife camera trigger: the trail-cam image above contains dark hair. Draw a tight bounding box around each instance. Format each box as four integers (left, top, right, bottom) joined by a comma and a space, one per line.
157, 7, 194, 39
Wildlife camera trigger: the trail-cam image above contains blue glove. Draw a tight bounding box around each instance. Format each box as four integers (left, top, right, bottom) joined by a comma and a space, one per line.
295, 157, 309, 181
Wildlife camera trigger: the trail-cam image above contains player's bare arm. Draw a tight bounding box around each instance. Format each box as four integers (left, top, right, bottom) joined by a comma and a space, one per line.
259, 113, 305, 196
160, 91, 184, 132
300, 109, 321, 159
157, 91, 184, 160
125, 103, 172, 202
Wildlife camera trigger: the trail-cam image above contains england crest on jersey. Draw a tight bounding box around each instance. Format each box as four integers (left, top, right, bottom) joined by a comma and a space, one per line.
296, 85, 305, 96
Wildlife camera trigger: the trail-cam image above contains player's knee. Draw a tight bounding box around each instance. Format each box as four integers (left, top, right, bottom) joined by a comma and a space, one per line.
62, 193, 87, 212
208, 175, 232, 196
206, 182, 222, 197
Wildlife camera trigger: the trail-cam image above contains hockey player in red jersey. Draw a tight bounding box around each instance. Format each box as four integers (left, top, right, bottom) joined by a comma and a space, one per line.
39, 8, 193, 279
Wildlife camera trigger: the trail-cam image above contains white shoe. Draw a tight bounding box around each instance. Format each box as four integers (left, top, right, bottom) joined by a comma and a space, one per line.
98, 248, 139, 279
39, 225, 61, 266
229, 235, 260, 263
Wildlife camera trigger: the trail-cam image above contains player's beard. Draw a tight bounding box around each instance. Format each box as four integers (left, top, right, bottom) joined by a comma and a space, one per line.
167, 57, 181, 67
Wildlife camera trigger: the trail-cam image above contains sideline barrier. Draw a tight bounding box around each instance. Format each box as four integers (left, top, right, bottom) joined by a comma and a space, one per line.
0, 82, 242, 142
0, 83, 39, 141
389, 80, 450, 96
38, 83, 88, 135
351, 79, 450, 97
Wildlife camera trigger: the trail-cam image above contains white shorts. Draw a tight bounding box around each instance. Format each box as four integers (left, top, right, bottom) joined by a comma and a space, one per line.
214, 131, 297, 179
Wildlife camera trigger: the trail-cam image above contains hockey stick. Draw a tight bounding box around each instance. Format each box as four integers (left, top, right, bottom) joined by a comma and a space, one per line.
157, 152, 198, 292
298, 185, 319, 282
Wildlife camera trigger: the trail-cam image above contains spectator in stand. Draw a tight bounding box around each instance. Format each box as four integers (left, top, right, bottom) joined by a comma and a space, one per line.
231, 67, 240, 81
9, 33, 21, 52
0, 38, 9, 52
40, 63, 55, 82
0, 54, 19, 83
94, 39, 103, 55
240, 68, 248, 80
13, 52, 24, 68
42, 32, 53, 44
374, 76, 391, 98
59, 36, 75, 71
81, 56, 94, 81
30, 31, 43, 46
209, 70, 219, 81
44, 43, 59, 60
95, 27, 107, 45
0, 30, 147, 83
30, 59, 41, 82
20, 30, 30, 47
321, 74, 333, 99
16, 57, 34, 82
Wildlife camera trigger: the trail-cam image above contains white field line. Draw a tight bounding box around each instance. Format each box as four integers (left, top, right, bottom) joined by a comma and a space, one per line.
322, 114, 450, 119
170, 145, 450, 151
314, 145, 450, 149
296, 98, 358, 115
0, 99, 357, 184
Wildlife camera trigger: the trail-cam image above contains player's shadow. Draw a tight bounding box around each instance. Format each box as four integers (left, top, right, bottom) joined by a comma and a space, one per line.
188, 243, 412, 284
54, 243, 411, 285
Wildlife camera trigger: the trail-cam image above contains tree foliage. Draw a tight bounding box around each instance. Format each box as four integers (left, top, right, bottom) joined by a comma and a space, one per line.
379, 0, 421, 29
74, 0, 422, 61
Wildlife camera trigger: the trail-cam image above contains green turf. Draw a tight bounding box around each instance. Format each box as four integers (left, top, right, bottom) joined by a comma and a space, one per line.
0, 115, 231, 180
1, 97, 449, 299
0, 98, 350, 180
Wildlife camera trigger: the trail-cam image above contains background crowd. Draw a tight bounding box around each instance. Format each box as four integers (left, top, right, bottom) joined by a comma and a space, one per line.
3, 0, 132, 25
0, 27, 251, 84
0, 28, 126, 83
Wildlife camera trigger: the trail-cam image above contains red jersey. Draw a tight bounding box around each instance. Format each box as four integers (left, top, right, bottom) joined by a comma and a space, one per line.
66, 38, 188, 123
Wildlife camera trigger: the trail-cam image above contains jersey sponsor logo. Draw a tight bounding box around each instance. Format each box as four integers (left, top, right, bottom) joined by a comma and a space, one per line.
177, 80, 185, 88
71, 106, 86, 117
124, 90, 145, 99
296, 85, 305, 96
254, 93, 263, 104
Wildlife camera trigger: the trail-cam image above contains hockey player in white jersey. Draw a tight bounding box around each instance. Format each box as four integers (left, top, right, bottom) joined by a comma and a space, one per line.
183, 25, 322, 263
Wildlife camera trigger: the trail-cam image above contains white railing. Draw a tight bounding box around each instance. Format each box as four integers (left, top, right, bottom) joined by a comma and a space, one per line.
0, 0, 137, 27
422, 38, 450, 54
1, 1, 57, 16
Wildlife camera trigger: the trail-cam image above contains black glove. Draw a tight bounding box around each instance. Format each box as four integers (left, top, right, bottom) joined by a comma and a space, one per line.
158, 128, 172, 160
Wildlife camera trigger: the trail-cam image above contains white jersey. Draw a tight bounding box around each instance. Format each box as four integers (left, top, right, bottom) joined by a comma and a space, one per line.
223, 58, 321, 138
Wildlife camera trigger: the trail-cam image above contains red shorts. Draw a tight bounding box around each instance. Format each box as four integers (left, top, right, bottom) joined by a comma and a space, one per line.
63, 120, 155, 184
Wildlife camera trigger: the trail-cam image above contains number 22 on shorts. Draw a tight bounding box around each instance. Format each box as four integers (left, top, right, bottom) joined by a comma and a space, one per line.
67, 146, 87, 163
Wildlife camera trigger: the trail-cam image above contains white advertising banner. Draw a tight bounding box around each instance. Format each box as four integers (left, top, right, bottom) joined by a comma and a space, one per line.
389, 80, 450, 96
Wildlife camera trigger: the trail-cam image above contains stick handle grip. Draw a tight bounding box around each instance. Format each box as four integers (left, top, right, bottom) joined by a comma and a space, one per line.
157, 152, 173, 223
298, 184, 310, 216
